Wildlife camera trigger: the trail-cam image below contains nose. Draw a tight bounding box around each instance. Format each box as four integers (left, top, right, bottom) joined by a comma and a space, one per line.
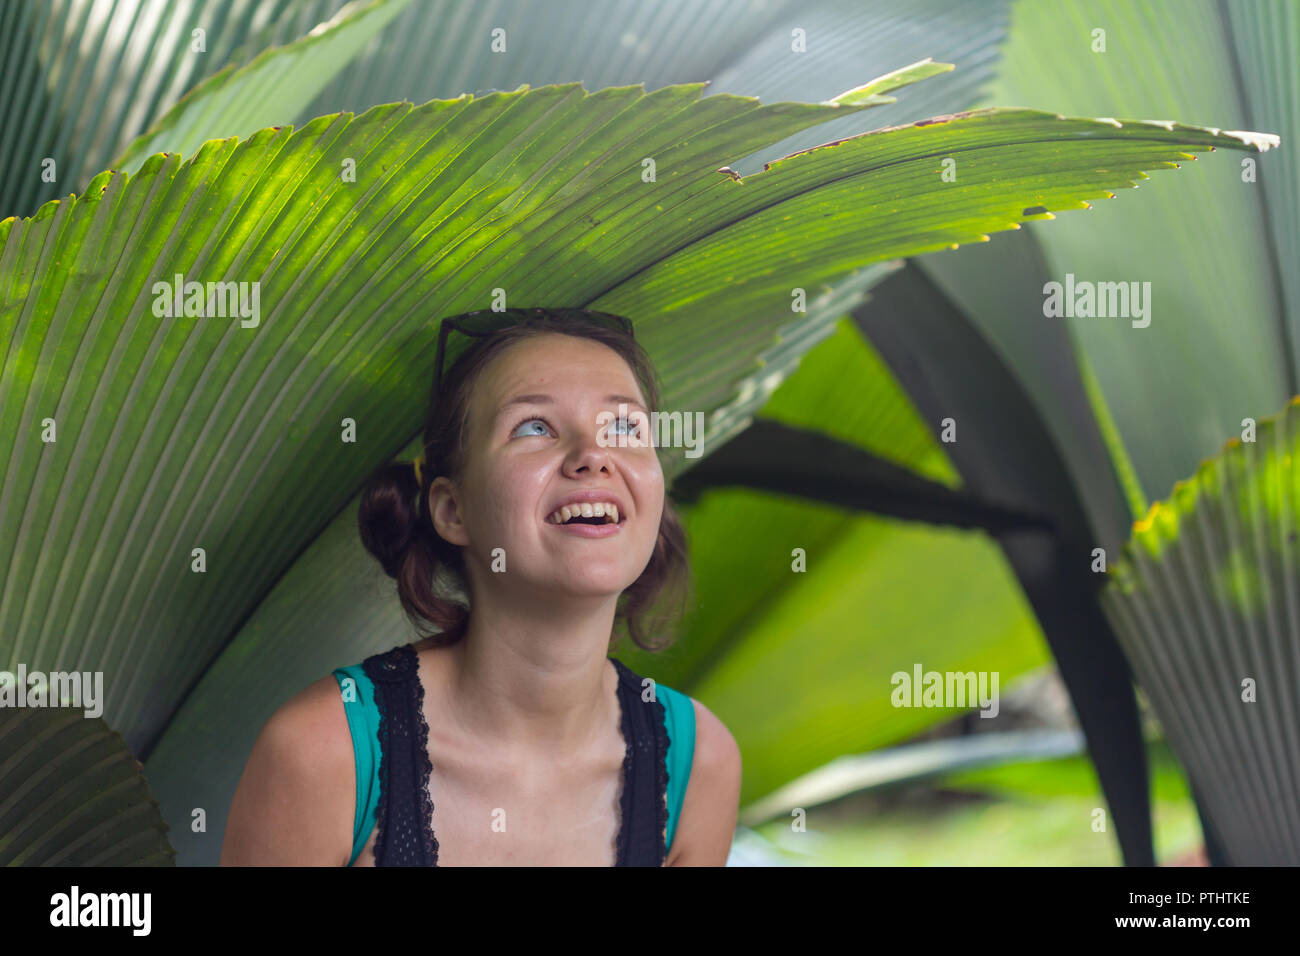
562, 420, 615, 476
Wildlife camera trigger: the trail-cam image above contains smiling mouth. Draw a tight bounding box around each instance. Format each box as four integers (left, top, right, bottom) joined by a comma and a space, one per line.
546, 513, 626, 527
545, 504, 626, 526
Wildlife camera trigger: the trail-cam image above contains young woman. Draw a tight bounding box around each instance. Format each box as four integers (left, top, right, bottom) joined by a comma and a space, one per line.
221, 308, 741, 866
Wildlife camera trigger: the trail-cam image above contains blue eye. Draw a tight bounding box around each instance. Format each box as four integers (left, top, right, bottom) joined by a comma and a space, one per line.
610, 415, 642, 437
511, 416, 552, 438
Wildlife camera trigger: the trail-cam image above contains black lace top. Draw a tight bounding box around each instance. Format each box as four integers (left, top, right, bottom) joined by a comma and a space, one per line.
359, 642, 671, 866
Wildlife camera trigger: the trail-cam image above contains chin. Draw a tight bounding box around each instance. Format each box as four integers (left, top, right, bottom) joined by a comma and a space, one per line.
543, 570, 639, 598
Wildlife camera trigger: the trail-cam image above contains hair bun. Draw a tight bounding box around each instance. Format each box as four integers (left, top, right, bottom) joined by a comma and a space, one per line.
357, 462, 421, 579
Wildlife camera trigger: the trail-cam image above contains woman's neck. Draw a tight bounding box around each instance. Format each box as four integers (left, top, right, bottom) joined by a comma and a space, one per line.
441, 594, 622, 760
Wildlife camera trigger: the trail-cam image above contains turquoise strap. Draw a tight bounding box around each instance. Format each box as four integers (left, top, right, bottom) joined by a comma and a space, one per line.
658, 683, 696, 857
332, 665, 380, 867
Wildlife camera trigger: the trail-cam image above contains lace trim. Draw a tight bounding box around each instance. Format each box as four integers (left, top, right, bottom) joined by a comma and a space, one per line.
613, 659, 634, 867
652, 680, 670, 866
409, 644, 439, 866
609, 656, 671, 866
363, 643, 438, 866
362, 650, 395, 866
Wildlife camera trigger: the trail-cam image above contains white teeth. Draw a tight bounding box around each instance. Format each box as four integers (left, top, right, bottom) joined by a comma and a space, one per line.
547, 502, 623, 524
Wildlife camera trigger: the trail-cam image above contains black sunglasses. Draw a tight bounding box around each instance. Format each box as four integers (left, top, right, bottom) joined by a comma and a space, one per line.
432, 307, 635, 401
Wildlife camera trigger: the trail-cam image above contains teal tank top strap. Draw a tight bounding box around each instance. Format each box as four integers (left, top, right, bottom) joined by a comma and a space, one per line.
656, 682, 696, 857
332, 663, 381, 867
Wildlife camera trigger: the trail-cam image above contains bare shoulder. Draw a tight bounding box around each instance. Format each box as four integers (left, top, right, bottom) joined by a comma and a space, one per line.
689, 698, 742, 774
273, 674, 358, 768
220, 674, 355, 866
665, 697, 742, 866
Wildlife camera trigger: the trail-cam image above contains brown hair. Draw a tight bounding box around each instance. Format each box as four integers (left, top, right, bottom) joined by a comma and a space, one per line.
357, 308, 692, 652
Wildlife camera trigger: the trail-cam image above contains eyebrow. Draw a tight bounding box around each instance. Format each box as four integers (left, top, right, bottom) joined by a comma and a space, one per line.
494, 393, 648, 424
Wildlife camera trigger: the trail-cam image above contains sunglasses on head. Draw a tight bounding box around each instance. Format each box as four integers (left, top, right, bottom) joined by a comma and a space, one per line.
432, 307, 635, 400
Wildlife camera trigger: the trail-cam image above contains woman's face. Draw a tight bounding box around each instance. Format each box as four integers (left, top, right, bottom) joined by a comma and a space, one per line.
430, 333, 665, 603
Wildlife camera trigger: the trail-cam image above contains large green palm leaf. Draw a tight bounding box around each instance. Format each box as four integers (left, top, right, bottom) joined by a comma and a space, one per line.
1, 50, 1277, 863
1102, 396, 1300, 864
974, 0, 1297, 502
927, 0, 1300, 867
112, 0, 414, 174
0, 0, 352, 218
0, 708, 174, 865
